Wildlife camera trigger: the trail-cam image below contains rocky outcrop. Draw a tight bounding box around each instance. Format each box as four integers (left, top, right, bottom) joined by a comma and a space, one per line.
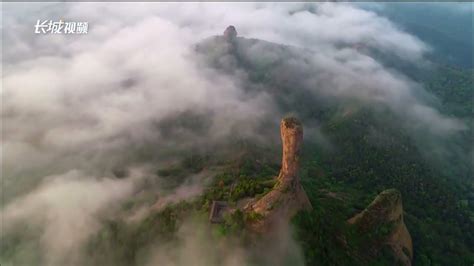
223, 25, 237, 42
348, 189, 413, 265
245, 117, 312, 232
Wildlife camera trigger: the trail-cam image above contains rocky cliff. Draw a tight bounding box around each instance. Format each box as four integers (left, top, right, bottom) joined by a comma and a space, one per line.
245, 117, 312, 232
348, 189, 413, 265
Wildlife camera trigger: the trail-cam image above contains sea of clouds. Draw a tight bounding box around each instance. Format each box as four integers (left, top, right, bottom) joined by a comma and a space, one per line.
1, 3, 467, 266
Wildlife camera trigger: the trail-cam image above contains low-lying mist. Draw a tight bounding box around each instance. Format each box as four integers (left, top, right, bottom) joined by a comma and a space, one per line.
1, 2, 468, 266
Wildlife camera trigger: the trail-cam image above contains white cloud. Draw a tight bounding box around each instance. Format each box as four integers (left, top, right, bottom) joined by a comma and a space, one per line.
1, 169, 142, 265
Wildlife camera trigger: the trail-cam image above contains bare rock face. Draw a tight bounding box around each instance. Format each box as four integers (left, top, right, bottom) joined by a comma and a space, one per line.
223, 25, 237, 41
348, 189, 413, 265
279, 117, 303, 185
245, 117, 312, 232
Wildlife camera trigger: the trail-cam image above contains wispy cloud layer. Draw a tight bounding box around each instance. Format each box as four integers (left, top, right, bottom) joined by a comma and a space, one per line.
1, 3, 466, 266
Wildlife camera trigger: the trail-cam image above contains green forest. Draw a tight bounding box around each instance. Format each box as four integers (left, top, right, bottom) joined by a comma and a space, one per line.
83, 64, 473, 265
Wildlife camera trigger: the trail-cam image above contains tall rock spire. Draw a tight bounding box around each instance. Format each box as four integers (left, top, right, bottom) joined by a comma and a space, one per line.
278, 117, 303, 186
245, 117, 312, 232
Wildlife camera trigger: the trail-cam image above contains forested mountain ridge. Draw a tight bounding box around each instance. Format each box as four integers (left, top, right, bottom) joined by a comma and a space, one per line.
84, 29, 474, 265
198, 28, 473, 265
2, 23, 472, 266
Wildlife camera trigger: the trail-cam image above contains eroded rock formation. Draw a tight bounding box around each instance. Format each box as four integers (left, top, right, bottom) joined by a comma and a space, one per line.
348, 189, 413, 265
223, 25, 237, 41
245, 117, 312, 232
